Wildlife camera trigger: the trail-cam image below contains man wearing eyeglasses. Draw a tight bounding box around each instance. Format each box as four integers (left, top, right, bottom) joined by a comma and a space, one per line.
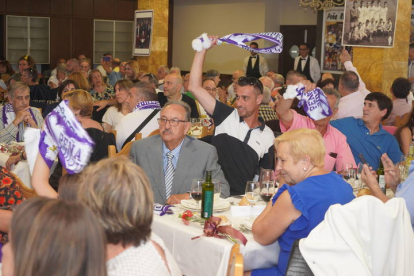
130, 100, 230, 205
189, 37, 275, 195
293, 43, 321, 83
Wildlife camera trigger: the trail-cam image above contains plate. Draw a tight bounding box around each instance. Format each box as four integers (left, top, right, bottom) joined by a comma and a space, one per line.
180, 198, 231, 212
241, 220, 253, 230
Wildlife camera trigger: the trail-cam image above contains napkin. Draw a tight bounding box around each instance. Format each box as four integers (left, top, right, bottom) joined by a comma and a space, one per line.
230, 205, 266, 217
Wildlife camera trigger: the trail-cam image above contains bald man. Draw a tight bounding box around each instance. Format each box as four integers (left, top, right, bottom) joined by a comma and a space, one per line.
227, 70, 245, 100
157, 73, 199, 118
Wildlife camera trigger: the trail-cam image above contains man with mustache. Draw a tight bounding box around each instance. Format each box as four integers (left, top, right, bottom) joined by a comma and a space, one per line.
130, 100, 229, 205
189, 37, 275, 195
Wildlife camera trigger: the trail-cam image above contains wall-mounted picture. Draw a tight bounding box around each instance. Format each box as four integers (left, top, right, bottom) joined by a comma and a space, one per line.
322, 7, 353, 73
342, 0, 398, 48
134, 10, 154, 56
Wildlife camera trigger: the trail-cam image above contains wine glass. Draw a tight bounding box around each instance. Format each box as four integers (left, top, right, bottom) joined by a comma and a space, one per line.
191, 179, 204, 210
259, 169, 276, 203
245, 181, 260, 221
341, 163, 354, 181
398, 155, 407, 182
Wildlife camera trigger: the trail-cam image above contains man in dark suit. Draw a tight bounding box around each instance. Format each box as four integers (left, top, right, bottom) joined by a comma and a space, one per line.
130, 100, 229, 205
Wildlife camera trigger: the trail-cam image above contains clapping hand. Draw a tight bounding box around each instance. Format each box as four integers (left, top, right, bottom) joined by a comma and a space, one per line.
381, 153, 400, 192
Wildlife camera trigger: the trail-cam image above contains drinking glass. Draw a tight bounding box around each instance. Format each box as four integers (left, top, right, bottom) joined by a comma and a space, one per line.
245, 181, 260, 220
259, 169, 276, 203
341, 163, 354, 181
189, 118, 202, 137
212, 179, 221, 201
191, 179, 204, 209
398, 155, 407, 182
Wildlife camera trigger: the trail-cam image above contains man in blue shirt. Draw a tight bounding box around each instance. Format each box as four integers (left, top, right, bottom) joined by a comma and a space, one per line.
361, 153, 414, 229
331, 92, 402, 170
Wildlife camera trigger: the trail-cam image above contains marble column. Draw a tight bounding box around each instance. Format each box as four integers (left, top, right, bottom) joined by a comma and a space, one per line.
136, 0, 169, 74
353, 0, 411, 97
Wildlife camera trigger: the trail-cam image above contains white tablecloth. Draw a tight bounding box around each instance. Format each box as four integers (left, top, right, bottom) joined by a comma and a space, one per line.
152, 198, 280, 276
0, 152, 31, 188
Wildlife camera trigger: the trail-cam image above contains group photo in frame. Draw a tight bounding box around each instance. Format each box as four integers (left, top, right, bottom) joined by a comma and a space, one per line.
134, 10, 154, 56
342, 0, 398, 48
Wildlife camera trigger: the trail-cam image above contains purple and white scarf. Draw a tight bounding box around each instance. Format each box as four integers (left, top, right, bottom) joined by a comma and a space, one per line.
132, 101, 161, 113
2, 103, 37, 142
38, 100, 94, 174
284, 85, 332, 121
192, 32, 283, 54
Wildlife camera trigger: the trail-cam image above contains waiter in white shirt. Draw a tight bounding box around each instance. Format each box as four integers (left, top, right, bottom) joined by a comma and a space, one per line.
293, 43, 321, 83
242, 42, 268, 78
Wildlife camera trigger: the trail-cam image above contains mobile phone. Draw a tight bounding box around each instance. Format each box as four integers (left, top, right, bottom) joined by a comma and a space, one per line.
359, 153, 368, 165
102, 56, 111, 62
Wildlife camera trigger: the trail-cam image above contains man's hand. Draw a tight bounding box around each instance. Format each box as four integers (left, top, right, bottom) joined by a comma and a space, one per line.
300, 80, 316, 92
94, 100, 109, 111
6, 154, 20, 170
361, 164, 380, 191
340, 47, 352, 64
24, 112, 37, 128
381, 153, 400, 192
166, 193, 190, 205
13, 108, 31, 126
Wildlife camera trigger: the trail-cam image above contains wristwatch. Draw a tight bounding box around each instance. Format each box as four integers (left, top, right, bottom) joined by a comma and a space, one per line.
20, 152, 26, 161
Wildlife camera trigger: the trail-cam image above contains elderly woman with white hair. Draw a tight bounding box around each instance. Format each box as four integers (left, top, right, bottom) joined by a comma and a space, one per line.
258, 86, 278, 121
249, 128, 354, 276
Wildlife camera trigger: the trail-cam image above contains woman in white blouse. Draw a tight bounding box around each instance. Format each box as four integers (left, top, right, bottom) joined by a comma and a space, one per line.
102, 79, 133, 132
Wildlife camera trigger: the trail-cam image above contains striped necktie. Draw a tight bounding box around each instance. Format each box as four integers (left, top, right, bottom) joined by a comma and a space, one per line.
165, 151, 175, 199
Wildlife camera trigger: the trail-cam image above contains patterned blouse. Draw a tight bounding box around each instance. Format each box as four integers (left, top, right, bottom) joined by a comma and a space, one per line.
90, 85, 115, 101
0, 166, 25, 243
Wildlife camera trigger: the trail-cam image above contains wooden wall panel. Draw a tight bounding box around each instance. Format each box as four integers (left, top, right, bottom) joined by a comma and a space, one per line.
50, 17, 71, 63
30, 0, 50, 15
115, 0, 135, 20
0, 0, 6, 14
73, 0, 93, 17
50, 0, 72, 16
94, 0, 115, 18
72, 18, 93, 59
6, 0, 29, 14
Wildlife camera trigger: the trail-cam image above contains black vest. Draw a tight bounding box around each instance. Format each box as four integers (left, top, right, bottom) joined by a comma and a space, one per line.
246, 56, 261, 78
297, 57, 314, 83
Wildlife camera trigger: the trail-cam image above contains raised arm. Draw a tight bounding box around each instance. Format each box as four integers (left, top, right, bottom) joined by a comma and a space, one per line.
31, 152, 58, 198
275, 96, 294, 129
188, 39, 218, 115
340, 47, 369, 93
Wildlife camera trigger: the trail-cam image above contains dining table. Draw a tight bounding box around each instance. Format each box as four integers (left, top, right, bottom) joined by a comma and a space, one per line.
152, 197, 280, 276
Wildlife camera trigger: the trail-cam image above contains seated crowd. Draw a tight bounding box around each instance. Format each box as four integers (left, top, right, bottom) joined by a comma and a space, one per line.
0, 37, 413, 276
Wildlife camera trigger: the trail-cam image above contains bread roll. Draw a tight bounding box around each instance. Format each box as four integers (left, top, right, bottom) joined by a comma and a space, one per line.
239, 196, 250, 206
357, 188, 372, 197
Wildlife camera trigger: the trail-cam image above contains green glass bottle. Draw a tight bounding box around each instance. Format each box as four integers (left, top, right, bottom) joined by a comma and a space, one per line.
201, 170, 214, 219
377, 160, 386, 194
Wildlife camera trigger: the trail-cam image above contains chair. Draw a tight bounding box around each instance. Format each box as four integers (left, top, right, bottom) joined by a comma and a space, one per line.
148, 129, 160, 137
285, 240, 314, 276
108, 133, 142, 157
201, 125, 215, 138
11, 172, 37, 199
395, 112, 411, 128
227, 243, 243, 276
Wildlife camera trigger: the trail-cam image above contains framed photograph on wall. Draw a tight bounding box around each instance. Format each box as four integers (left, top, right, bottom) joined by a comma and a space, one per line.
321, 7, 353, 73
342, 0, 398, 48
134, 10, 154, 56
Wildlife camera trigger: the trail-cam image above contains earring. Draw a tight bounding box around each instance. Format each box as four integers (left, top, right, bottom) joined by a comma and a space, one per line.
303, 167, 307, 171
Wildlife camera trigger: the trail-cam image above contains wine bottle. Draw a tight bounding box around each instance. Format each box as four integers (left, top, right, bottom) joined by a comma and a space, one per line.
201, 170, 214, 219
377, 160, 386, 194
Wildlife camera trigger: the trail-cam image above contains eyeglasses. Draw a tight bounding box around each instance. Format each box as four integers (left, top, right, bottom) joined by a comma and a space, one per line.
157, 118, 188, 126
205, 87, 218, 92
238, 76, 264, 94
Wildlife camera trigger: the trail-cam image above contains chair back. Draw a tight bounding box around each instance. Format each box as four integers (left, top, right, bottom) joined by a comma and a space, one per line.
285, 240, 314, 276
227, 243, 243, 276
108, 133, 142, 157
12, 172, 37, 199
396, 112, 411, 128
148, 129, 160, 137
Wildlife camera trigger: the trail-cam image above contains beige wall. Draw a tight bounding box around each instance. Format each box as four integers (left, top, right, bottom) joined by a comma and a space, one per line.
173, 0, 317, 74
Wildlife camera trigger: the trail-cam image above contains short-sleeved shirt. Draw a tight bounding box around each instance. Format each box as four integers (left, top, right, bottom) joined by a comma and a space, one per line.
396, 172, 414, 230
252, 173, 354, 276
330, 117, 403, 170
211, 100, 275, 195
280, 110, 355, 171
